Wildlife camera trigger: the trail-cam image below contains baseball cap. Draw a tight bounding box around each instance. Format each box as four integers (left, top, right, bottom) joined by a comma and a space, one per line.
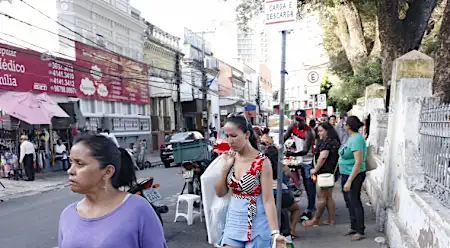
294, 109, 306, 120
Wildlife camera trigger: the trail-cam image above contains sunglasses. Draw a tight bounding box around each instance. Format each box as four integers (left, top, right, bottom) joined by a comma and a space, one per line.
227, 112, 250, 124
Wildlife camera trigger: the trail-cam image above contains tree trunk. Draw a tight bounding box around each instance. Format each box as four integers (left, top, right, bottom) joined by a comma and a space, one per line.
377, 0, 437, 86
433, 1, 450, 102
369, 15, 381, 58
335, 0, 368, 72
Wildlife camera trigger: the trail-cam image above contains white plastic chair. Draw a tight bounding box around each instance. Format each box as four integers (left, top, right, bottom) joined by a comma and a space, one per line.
174, 194, 202, 225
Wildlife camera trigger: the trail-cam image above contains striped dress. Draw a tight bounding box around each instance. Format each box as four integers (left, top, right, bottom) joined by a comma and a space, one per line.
217, 153, 271, 246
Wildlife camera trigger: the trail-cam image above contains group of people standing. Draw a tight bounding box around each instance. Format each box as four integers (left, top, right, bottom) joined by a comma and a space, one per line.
214, 110, 369, 247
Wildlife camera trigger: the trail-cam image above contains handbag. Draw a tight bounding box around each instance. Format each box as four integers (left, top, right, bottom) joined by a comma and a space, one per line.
365, 145, 378, 172
314, 155, 339, 188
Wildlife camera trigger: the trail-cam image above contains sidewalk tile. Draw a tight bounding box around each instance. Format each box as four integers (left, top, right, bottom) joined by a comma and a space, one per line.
0, 171, 68, 200
292, 187, 382, 248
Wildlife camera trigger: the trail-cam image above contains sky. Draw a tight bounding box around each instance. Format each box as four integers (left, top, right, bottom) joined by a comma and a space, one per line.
130, 0, 236, 38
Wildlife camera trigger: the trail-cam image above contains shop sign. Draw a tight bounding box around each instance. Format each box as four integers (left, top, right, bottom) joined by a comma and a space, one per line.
86, 117, 101, 131
0, 42, 150, 104
112, 118, 140, 131
75, 42, 150, 104
140, 119, 150, 130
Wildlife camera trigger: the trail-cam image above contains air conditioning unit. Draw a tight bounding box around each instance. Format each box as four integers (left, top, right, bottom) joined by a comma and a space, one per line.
204, 58, 210, 69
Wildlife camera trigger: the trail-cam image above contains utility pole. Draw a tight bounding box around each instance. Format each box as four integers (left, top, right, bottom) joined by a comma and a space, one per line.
256, 75, 261, 125
201, 32, 209, 139
175, 53, 183, 131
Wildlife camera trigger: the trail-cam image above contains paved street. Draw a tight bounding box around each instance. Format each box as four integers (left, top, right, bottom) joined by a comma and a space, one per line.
0, 163, 384, 248
0, 166, 188, 248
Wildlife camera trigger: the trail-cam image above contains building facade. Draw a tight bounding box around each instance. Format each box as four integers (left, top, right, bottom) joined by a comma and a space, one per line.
143, 22, 180, 151
218, 60, 247, 124
258, 63, 273, 124
56, 0, 151, 148
179, 28, 219, 132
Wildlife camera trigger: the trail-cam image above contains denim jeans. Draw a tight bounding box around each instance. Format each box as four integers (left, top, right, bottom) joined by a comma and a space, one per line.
341, 172, 366, 234
300, 163, 316, 212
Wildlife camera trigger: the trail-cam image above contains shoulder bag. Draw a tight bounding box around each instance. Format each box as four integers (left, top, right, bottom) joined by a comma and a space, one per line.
315, 154, 339, 188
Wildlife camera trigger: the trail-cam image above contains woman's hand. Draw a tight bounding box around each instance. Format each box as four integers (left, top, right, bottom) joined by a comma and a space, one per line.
221, 151, 235, 175
310, 168, 317, 175
343, 181, 351, 192
274, 234, 290, 248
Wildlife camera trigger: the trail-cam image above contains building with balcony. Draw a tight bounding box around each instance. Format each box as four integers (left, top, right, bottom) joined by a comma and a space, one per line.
55, 0, 151, 148
218, 60, 247, 124
143, 21, 181, 151
180, 28, 219, 132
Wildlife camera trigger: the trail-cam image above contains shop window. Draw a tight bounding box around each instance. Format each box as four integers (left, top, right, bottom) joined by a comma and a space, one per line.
138, 105, 145, 115
96, 100, 104, 113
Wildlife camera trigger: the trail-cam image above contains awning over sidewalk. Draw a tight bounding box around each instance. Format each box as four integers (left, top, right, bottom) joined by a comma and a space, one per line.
0, 91, 69, 125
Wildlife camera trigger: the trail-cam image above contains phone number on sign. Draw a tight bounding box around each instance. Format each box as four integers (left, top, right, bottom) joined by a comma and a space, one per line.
51, 85, 76, 94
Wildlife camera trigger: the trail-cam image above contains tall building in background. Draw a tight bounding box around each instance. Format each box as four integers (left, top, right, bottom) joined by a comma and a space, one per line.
284, 13, 329, 117
56, 0, 151, 147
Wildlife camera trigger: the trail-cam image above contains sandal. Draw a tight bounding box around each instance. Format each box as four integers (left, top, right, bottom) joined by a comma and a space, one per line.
343, 229, 357, 236
302, 220, 319, 227
322, 220, 335, 225
351, 233, 365, 241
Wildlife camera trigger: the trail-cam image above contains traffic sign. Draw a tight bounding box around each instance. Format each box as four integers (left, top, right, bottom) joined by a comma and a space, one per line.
317, 94, 327, 109
307, 71, 319, 83
264, 0, 297, 31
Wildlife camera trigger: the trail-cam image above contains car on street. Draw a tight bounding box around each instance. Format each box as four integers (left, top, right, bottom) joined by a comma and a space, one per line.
269, 126, 288, 147
160, 131, 207, 168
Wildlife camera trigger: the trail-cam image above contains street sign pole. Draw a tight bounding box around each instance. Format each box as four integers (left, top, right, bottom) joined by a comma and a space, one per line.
276, 30, 287, 224
312, 94, 316, 120
264, 0, 297, 228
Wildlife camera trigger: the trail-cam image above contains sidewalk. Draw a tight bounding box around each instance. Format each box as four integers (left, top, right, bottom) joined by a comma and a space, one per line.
0, 171, 68, 201
0, 154, 162, 201
292, 187, 384, 248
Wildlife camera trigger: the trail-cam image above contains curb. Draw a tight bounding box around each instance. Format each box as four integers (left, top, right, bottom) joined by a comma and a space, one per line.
0, 182, 69, 202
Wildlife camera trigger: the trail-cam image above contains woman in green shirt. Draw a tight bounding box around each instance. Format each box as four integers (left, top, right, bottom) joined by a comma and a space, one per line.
338, 116, 367, 241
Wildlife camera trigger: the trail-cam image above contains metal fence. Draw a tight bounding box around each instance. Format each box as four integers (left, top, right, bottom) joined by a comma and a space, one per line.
419, 102, 450, 207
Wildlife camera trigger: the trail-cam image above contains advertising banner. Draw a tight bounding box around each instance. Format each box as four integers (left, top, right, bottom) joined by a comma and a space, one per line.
0, 43, 77, 96
0, 42, 150, 104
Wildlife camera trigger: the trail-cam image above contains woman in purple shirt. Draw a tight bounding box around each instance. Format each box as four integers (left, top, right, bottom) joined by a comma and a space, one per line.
58, 134, 166, 248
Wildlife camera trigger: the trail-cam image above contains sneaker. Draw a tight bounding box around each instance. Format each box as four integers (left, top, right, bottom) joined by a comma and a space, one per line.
300, 212, 312, 222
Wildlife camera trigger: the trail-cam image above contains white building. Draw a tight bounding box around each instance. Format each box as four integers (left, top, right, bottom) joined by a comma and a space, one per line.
56, 0, 151, 147
0, 0, 59, 53
284, 13, 329, 116
179, 28, 219, 131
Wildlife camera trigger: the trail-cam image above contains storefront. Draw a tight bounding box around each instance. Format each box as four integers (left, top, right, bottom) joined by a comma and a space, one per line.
0, 40, 152, 176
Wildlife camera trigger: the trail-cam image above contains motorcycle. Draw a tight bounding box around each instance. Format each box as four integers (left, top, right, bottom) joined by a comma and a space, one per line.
180, 161, 208, 196
127, 178, 169, 225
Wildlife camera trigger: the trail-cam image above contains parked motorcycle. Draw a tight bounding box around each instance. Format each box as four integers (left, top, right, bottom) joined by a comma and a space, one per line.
127, 178, 169, 225
180, 161, 208, 196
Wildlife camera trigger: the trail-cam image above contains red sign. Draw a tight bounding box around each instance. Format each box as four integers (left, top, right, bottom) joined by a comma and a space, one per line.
0, 42, 77, 96
0, 42, 150, 104
74, 42, 149, 104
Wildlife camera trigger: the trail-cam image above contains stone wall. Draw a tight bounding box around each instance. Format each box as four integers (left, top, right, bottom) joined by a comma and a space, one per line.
363, 51, 450, 248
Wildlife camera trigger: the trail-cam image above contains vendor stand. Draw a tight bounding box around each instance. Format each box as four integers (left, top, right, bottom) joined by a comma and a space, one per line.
0, 92, 70, 177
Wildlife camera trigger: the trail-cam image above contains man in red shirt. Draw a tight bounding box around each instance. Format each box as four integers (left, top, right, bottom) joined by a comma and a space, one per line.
283, 109, 316, 221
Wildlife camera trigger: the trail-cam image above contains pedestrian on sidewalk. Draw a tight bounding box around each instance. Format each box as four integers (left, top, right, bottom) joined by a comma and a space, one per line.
19, 135, 35, 181
54, 139, 68, 171
338, 116, 367, 241
58, 134, 166, 248
265, 145, 301, 239
284, 109, 316, 221
303, 122, 340, 227
214, 114, 289, 247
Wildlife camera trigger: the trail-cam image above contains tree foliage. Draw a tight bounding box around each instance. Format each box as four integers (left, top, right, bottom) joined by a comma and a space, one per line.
229, 0, 443, 107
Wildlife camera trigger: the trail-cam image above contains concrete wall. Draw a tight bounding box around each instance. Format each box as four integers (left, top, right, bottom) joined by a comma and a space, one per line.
364, 51, 450, 248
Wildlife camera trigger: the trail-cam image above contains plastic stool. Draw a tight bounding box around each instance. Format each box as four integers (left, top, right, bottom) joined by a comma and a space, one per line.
174, 194, 202, 225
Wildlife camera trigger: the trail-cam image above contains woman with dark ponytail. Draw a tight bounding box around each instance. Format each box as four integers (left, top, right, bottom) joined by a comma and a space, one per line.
214, 113, 289, 247
58, 134, 166, 248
